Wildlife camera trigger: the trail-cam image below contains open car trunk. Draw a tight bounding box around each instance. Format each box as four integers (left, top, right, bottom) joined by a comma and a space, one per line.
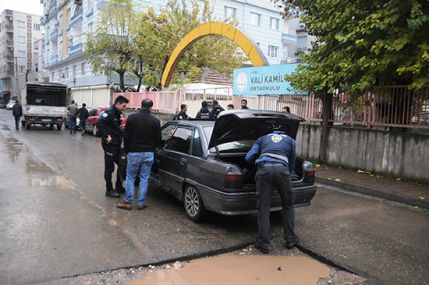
216, 153, 304, 184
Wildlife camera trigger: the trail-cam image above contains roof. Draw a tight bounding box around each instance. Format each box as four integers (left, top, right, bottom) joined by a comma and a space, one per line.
26, 81, 68, 88
192, 67, 232, 86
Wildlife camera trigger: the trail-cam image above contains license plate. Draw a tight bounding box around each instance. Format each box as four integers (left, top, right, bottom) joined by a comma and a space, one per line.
41, 119, 51, 122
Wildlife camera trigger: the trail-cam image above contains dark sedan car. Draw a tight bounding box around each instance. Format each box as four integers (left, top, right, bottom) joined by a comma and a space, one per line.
147, 110, 316, 221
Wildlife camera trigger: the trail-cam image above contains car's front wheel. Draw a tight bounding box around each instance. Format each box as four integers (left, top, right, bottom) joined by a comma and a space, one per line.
184, 184, 205, 222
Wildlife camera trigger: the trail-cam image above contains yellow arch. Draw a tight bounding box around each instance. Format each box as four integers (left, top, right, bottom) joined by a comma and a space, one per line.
161, 22, 269, 87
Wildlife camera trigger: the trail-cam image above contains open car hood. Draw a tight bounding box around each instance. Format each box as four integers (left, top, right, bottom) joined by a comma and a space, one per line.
208, 110, 305, 149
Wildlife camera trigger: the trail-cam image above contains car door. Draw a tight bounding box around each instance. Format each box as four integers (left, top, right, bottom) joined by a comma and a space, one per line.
158, 126, 193, 197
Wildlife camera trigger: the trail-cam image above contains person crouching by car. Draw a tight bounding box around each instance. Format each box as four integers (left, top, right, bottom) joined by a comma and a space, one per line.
96, 95, 129, 198
245, 128, 298, 254
117, 98, 162, 210
12, 100, 23, 130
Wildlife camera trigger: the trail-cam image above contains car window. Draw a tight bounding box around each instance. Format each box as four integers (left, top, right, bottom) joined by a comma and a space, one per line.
161, 124, 177, 146
89, 109, 97, 116
166, 127, 192, 154
192, 128, 204, 157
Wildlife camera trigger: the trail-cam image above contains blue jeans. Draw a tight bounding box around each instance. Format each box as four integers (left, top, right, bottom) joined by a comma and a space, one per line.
125, 152, 154, 206
68, 115, 76, 132
79, 119, 86, 132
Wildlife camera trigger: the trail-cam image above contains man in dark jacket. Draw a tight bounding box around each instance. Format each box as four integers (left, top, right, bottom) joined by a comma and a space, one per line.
96, 95, 129, 198
210, 100, 224, 119
195, 100, 212, 119
117, 98, 162, 210
76, 103, 89, 135
12, 100, 23, 130
173, 104, 189, 120
245, 129, 298, 254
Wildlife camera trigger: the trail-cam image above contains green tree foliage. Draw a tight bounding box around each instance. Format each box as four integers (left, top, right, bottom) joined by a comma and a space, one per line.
275, 0, 429, 93
85, 0, 247, 91
85, 0, 135, 91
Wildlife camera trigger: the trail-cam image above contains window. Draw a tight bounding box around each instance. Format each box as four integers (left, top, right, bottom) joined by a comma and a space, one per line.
17, 35, 25, 43
224, 6, 236, 20
81, 62, 85, 75
88, 22, 93, 33
192, 129, 203, 157
17, 20, 25, 28
268, 45, 278, 57
19, 65, 25, 72
162, 124, 177, 146
33, 24, 40, 30
18, 50, 26, 57
67, 8, 71, 25
166, 127, 192, 154
51, 72, 55, 80
250, 12, 261, 26
34, 52, 38, 59
65, 67, 68, 78
270, 17, 279, 30
73, 65, 76, 78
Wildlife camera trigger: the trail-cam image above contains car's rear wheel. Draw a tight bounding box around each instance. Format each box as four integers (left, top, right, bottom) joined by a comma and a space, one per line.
184, 184, 205, 222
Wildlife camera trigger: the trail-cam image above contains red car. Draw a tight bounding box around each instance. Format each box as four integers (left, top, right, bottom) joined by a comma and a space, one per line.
85, 107, 127, 136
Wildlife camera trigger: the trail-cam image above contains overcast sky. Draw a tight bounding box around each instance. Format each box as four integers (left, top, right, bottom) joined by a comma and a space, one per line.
0, 0, 43, 16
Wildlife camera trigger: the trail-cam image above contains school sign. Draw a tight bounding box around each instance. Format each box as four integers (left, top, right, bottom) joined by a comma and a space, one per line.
233, 64, 306, 96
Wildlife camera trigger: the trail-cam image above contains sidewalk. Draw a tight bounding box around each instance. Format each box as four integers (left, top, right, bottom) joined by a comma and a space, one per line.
315, 165, 429, 210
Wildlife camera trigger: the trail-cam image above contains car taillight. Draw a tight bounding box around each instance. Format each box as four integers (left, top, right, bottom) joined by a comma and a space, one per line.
224, 174, 244, 189
306, 170, 316, 177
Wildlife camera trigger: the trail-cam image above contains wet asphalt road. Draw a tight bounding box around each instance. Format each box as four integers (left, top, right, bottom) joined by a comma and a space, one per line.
0, 109, 428, 285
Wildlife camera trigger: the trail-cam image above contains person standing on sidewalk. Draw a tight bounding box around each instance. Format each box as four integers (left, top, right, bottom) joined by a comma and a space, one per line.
210, 100, 225, 119
195, 101, 212, 119
173, 104, 189, 120
96, 96, 129, 198
67, 100, 79, 134
76, 103, 89, 135
12, 100, 23, 130
245, 128, 298, 254
117, 98, 162, 210
241, 99, 249, 109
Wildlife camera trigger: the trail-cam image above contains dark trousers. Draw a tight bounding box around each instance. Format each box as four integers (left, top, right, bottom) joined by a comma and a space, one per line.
255, 164, 297, 249
14, 116, 21, 129
68, 115, 76, 133
102, 143, 123, 192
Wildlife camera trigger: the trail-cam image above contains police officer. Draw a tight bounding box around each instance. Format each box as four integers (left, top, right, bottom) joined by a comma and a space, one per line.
195, 101, 212, 119
96, 95, 129, 198
245, 127, 298, 254
173, 104, 189, 120
210, 100, 224, 119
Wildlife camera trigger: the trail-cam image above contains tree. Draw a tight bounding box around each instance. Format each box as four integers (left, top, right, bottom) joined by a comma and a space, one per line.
85, 0, 135, 91
275, 0, 429, 161
132, 0, 247, 89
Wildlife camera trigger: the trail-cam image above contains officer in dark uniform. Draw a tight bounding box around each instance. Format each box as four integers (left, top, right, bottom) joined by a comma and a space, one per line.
195, 101, 212, 119
210, 100, 224, 119
173, 104, 189, 120
245, 127, 298, 254
96, 95, 129, 198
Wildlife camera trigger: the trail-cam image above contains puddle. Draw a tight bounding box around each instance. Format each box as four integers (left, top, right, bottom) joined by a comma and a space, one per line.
28, 175, 72, 190
126, 255, 329, 285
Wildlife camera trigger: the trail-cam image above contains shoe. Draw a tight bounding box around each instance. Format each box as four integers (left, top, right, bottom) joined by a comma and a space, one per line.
254, 242, 269, 254
105, 191, 120, 198
286, 237, 299, 249
137, 204, 148, 210
117, 201, 132, 210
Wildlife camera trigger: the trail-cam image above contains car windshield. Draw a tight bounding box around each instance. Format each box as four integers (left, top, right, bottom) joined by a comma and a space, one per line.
203, 126, 255, 153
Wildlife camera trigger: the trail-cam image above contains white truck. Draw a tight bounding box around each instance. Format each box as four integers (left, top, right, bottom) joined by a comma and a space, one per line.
21, 82, 68, 130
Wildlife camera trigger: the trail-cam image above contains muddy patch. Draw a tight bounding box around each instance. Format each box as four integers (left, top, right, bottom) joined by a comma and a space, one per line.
126, 254, 329, 285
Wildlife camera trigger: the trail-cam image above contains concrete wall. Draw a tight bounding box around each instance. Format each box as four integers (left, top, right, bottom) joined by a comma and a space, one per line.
296, 125, 429, 182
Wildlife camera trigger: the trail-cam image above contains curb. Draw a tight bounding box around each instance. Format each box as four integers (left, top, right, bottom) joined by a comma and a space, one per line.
316, 176, 429, 210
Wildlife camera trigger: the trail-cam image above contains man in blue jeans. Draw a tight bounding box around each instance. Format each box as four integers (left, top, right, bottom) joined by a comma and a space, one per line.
117, 98, 162, 210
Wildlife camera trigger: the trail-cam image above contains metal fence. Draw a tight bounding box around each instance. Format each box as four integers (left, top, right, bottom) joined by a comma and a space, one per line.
114, 85, 429, 129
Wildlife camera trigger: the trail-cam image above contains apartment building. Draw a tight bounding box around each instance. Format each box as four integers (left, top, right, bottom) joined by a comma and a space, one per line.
0, 9, 43, 97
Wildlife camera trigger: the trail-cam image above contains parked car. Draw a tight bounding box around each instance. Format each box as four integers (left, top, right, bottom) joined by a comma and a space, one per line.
411, 112, 429, 124
6, 100, 16, 110
85, 107, 126, 136
144, 110, 317, 222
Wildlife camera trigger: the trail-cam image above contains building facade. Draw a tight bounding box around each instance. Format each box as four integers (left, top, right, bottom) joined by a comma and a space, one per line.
40, 0, 313, 106
0, 9, 43, 98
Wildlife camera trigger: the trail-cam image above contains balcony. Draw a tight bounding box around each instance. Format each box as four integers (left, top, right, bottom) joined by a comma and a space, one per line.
69, 10, 83, 27
4, 39, 14, 47
5, 25, 13, 33
282, 33, 297, 45
69, 43, 82, 54
50, 29, 58, 40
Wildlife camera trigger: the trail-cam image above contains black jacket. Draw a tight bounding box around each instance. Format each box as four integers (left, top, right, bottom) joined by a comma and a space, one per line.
196, 107, 212, 119
210, 106, 224, 119
77, 107, 89, 120
124, 108, 162, 153
12, 103, 23, 117
173, 111, 189, 120
96, 106, 123, 146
